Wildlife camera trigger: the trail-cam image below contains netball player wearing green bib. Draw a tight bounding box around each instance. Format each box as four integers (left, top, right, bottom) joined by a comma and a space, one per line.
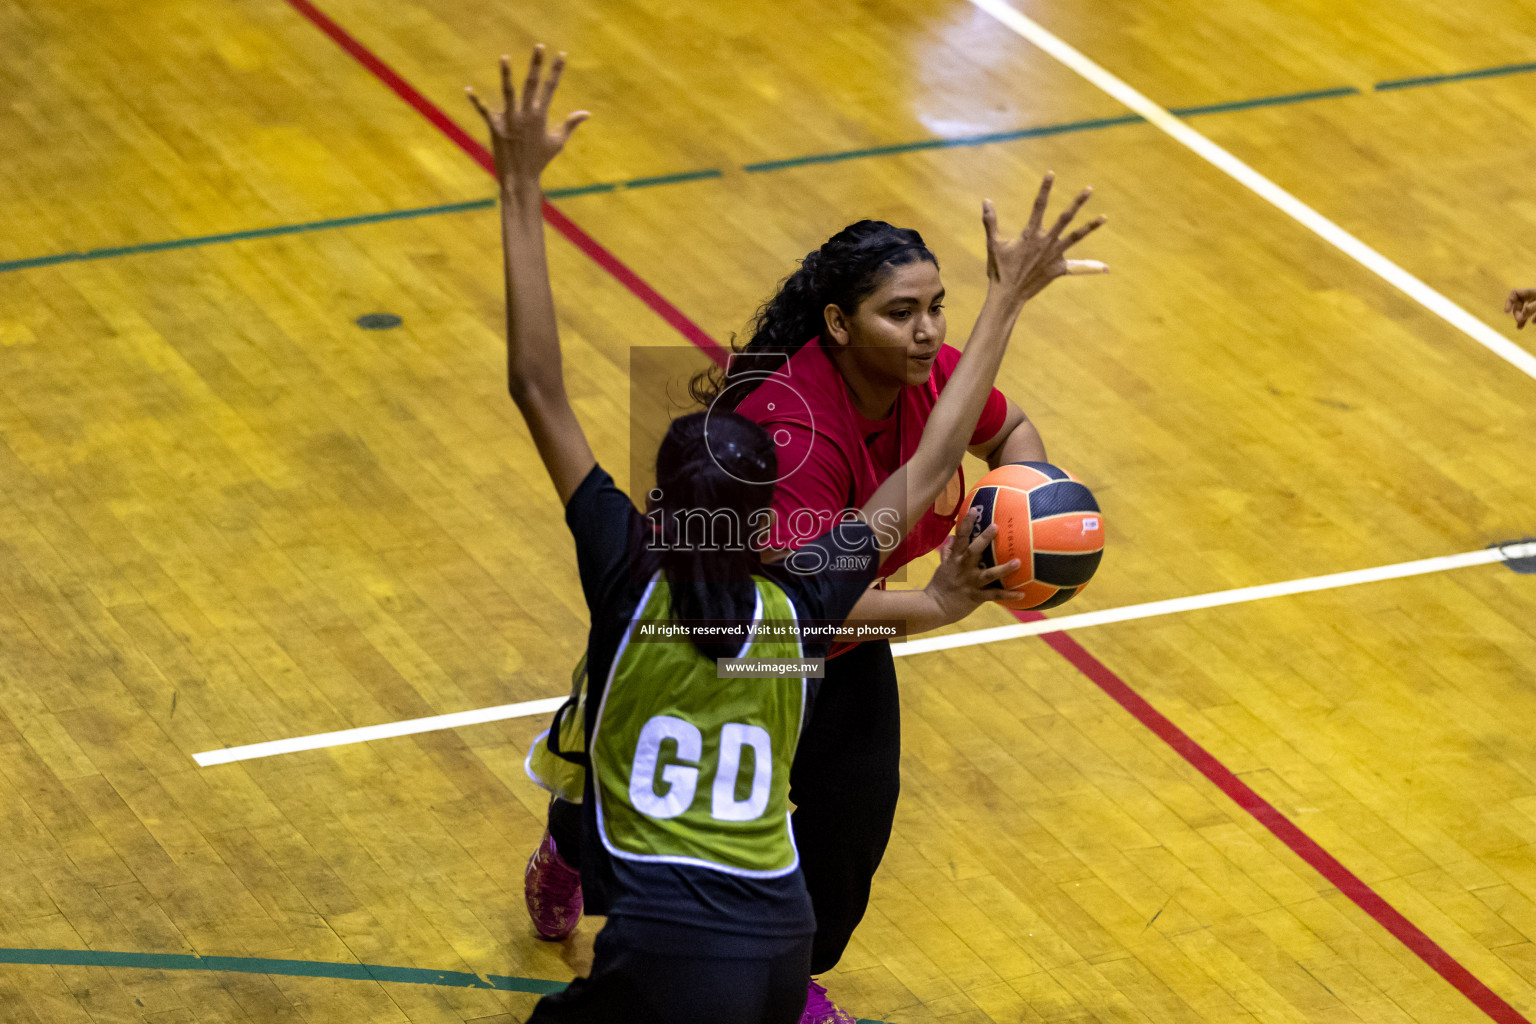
468, 47, 1101, 1023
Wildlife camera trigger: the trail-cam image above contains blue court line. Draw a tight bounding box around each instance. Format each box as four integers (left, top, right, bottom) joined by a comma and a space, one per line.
2, 59, 1531, 276
1376, 60, 1536, 91
0, 948, 887, 1021
0, 198, 495, 275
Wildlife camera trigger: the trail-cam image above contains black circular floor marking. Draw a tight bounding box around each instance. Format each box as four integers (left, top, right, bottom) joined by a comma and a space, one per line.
356, 313, 403, 329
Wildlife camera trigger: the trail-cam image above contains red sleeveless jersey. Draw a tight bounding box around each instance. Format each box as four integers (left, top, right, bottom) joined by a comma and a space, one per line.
735, 339, 1008, 653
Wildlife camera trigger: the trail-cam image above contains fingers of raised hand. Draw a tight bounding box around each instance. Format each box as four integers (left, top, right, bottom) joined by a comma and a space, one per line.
465, 87, 493, 128
1055, 214, 1107, 254
538, 52, 566, 112
559, 110, 591, 142
1026, 172, 1055, 235
982, 199, 999, 244
500, 54, 515, 109
1044, 187, 1093, 243
521, 45, 544, 112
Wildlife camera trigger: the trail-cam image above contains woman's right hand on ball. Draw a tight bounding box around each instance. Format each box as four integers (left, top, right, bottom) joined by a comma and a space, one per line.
983, 172, 1108, 304
923, 509, 1027, 625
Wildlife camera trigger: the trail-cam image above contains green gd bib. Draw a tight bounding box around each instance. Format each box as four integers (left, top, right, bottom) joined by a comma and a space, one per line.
590, 574, 806, 878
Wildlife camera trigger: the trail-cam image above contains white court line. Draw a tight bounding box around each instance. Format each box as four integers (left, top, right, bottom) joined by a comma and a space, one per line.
893, 539, 1536, 656
192, 696, 567, 767
968, 0, 1536, 384
194, 541, 1534, 765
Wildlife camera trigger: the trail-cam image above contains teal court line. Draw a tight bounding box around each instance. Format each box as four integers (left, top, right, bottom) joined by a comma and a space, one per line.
743, 85, 1362, 172
0, 948, 887, 1022
0, 59, 1530, 276
0, 946, 563, 994
0, 198, 494, 275
623, 168, 724, 189
1167, 83, 1360, 116
1376, 60, 1536, 91
741, 114, 1144, 172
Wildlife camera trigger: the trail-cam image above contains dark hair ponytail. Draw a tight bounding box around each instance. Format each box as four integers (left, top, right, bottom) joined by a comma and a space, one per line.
690, 220, 936, 410
645, 411, 777, 660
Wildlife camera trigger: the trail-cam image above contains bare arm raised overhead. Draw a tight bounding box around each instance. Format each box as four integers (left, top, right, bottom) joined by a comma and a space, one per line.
467, 47, 594, 504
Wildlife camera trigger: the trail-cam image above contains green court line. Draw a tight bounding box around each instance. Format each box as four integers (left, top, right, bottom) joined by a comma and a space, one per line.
0, 946, 564, 994
1376, 60, 1536, 91
0, 198, 495, 275
546, 182, 619, 198
547, 169, 723, 198
0, 947, 886, 1020
3, 60, 1530, 277
1169, 85, 1360, 116
624, 168, 724, 189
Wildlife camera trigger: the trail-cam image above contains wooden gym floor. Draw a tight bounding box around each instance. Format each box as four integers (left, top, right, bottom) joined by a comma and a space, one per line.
2, 0, 1535, 1020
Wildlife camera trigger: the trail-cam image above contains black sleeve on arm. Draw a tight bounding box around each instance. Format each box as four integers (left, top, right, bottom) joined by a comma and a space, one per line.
764, 520, 881, 651
563, 464, 644, 613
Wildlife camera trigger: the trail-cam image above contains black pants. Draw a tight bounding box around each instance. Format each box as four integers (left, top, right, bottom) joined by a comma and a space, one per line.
787, 639, 901, 973
548, 640, 901, 976
526, 919, 812, 1024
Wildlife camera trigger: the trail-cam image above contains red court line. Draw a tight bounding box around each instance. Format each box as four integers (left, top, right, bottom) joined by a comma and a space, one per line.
281, 0, 724, 365
280, 2, 1527, 1020
1013, 610, 1529, 1024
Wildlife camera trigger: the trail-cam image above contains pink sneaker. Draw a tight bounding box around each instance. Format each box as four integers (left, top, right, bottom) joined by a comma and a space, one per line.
524, 829, 583, 940
801, 978, 858, 1024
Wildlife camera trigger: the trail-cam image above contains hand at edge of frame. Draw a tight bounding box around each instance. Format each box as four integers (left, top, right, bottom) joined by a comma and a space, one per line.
1506, 287, 1536, 329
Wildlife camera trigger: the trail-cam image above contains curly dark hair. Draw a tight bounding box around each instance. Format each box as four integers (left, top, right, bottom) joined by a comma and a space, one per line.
690, 220, 936, 409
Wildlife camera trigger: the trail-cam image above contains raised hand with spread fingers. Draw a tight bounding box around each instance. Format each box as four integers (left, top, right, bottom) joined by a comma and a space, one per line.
467, 46, 589, 199
983, 171, 1109, 304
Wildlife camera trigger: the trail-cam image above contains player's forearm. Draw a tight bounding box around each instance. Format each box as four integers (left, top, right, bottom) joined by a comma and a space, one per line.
862, 288, 1023, 555
500, 180, 567, 405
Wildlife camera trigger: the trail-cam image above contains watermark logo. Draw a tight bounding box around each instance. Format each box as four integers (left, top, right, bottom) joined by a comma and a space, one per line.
630, 346, 912, 578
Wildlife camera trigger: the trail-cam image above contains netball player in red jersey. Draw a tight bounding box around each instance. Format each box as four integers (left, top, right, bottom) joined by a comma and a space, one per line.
514, 59, 1108, 1024
481, 42, 1105, 1023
